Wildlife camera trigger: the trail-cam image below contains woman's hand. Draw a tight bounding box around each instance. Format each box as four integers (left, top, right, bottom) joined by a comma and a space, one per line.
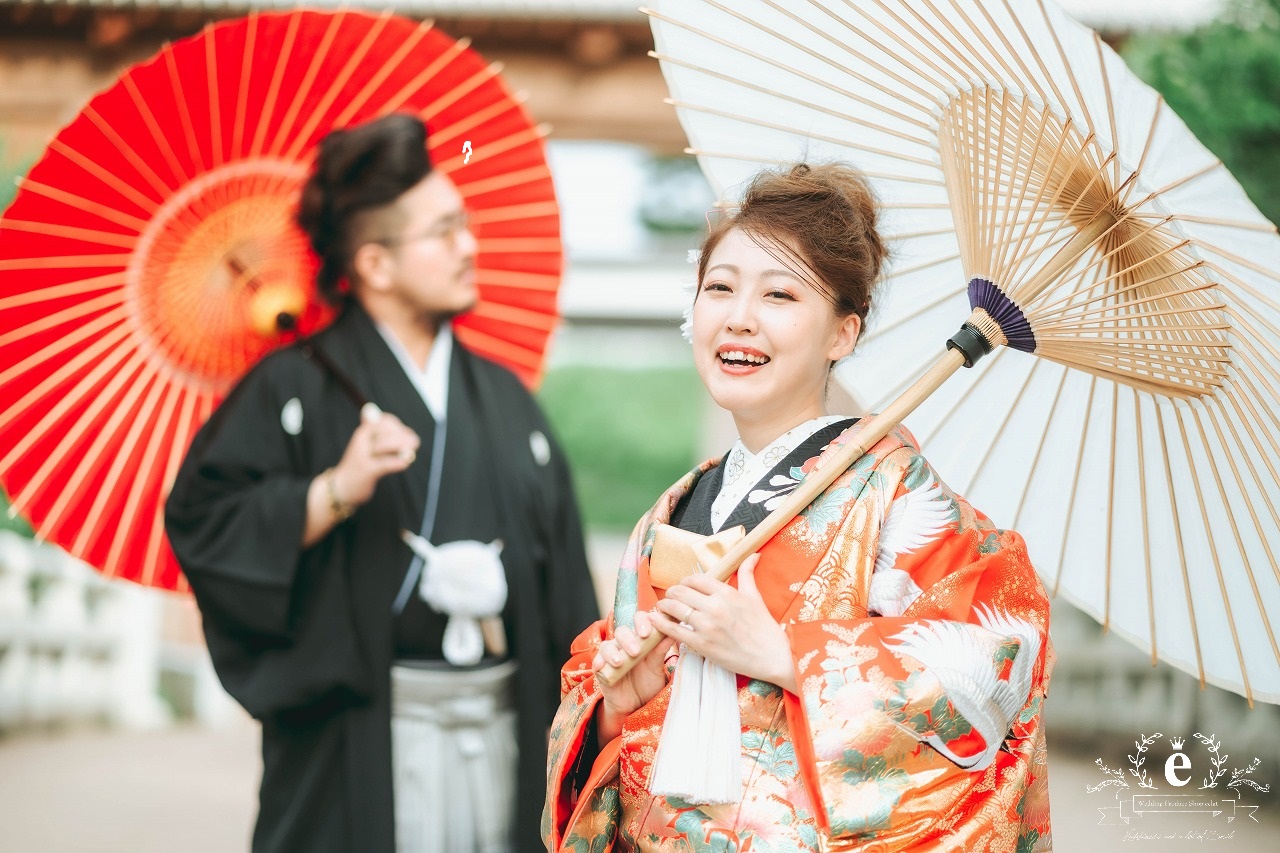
592, 610, 676, 743
651, 554, 797, 693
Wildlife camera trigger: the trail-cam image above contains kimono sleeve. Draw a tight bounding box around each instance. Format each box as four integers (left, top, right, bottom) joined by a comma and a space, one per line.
542, 618, 623, 853
782, 446, 1052, 839
542, 504, 661, 853
164, 358, 313, 641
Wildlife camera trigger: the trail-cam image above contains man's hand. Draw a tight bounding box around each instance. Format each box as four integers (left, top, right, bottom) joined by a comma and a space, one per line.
331, 403, 421, 507
302, 403, 420, 546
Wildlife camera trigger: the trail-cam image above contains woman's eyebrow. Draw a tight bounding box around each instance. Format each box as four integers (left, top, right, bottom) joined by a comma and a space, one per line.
704, 263, 804, 283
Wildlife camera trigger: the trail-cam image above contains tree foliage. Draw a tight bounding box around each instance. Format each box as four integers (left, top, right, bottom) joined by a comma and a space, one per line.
1123, 0, 1280, 224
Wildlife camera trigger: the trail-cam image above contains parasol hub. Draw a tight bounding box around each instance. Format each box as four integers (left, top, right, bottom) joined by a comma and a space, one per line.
247, 280, 307, 338
946, 307, 1009, 368
125, 158, 317, 392
937, 88, 1228, 399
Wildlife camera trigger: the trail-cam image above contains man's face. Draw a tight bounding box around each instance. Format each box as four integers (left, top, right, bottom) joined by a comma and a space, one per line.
370, 171, 478, 319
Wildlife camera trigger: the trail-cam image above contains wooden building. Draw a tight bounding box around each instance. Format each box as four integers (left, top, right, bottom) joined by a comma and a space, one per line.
0, 0, 1224, 170
0, 0, 689, 171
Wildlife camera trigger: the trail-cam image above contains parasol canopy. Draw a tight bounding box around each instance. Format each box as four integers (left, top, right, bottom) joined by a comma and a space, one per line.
0, 10, 563, 591
641, 0, 1280, 705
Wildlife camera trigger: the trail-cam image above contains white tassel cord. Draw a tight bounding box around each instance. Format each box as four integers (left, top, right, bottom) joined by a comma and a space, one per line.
649, 646, 742, 805
402, 533, 508, 666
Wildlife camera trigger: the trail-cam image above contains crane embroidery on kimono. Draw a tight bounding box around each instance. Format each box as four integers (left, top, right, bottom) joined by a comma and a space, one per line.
888, 605, 1042, 770
748, 469, 804, 511
868, 478, 951, 616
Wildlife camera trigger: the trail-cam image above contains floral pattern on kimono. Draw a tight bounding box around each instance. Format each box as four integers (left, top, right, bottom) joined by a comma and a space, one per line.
544, 422, 1054, 852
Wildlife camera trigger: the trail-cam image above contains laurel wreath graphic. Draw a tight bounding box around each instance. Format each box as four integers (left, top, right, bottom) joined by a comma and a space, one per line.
1087, 758, 1130, 793
1126, 732, 1163, 789
1086, 731, 1272, 798
1194, 732, 1228, 789
1228, 757, 1272, 794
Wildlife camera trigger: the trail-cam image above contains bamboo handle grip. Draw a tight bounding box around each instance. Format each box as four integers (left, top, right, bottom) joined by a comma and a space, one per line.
481, 616, 507, 657
595, 347, 968, 688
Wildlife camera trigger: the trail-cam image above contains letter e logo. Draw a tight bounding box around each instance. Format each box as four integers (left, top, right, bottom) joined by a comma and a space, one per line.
1165, 751, 1192, 786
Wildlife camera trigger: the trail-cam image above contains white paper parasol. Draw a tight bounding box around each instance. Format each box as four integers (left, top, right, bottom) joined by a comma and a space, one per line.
643, 0, 1280, 704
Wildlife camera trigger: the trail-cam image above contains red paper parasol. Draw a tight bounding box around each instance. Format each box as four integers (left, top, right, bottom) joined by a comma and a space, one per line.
0, 10, 562, 591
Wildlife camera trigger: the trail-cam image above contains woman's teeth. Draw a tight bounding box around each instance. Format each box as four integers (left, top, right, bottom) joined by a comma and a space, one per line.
719, 350, 770, 365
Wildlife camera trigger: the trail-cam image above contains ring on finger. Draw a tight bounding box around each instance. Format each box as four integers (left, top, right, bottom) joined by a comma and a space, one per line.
678, 604, 696, 629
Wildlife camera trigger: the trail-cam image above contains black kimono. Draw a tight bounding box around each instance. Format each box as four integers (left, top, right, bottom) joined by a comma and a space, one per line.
165, 303, 598, 853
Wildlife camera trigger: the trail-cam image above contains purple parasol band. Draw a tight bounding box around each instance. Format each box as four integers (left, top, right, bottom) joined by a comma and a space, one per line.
967, 277, 1037, 353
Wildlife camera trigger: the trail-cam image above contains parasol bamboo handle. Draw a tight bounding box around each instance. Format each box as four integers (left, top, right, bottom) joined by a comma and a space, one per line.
481, 616, 507, 657
596, 345, 969, 688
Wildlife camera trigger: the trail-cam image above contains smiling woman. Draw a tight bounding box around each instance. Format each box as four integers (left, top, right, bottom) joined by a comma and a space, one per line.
543, 164, 1056, 852
690, 164, 881, 452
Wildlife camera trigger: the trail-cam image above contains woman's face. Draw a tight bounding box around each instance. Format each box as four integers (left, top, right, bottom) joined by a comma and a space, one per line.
692, 227, 860, 429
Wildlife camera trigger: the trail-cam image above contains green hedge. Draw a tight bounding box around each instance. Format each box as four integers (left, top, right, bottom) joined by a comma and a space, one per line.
538, 365, 704, 531
2, 155, 34, 536
0, 148, 29, 212
0, 493, 33, 537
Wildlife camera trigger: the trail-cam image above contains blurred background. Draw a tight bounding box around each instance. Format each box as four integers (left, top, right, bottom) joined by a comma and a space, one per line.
2, 0, 1279, 850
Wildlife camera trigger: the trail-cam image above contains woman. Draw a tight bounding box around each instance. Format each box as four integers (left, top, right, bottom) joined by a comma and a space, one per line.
543, 164, 1053, 852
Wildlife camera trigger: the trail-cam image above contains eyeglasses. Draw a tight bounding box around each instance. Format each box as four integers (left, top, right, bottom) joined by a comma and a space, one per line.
377, 210, 472, 248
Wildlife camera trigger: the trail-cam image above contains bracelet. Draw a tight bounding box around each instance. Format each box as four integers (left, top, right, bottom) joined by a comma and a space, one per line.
324, 468, 357, 522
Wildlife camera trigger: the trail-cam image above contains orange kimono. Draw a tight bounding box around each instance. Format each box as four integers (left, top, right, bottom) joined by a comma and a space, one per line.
544, 422, 1053, 852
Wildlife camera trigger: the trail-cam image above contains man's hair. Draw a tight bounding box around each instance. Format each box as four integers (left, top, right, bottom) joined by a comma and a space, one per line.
296, 113, 432, 304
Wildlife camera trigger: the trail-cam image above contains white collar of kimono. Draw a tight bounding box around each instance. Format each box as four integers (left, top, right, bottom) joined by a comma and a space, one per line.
375, 321, 452, 421
710, 414, 848, 533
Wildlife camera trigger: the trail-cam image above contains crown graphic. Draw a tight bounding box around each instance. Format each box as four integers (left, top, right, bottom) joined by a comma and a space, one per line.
1171, 737, 1185, 750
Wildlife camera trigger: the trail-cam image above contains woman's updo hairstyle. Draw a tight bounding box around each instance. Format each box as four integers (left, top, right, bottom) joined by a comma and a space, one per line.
697, 163, 888, 327
296, 113, 432, 304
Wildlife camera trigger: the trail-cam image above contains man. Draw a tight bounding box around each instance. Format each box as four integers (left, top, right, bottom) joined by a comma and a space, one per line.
165, 113, 598, 853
